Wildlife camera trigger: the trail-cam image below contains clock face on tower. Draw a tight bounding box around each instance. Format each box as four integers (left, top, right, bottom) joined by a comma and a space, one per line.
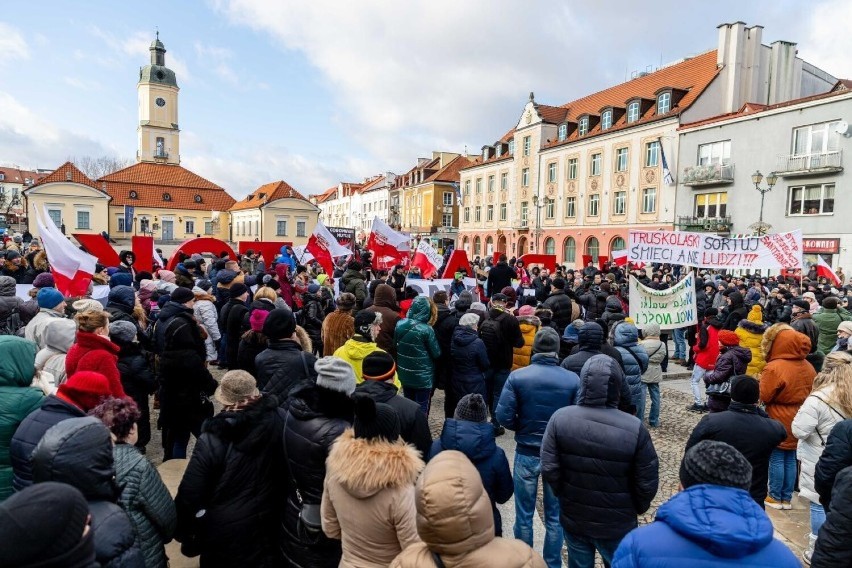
155, 97, 166, 107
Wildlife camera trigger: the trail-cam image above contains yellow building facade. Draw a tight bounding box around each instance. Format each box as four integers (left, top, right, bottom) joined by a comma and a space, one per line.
229, 180, 319, 245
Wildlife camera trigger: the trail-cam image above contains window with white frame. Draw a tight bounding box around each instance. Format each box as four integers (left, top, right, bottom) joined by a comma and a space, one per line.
488, 175, 495, 193
545, 237, 555, 255
788, 183, 834, 215
545, 198, 555, 219
508, 139, 515, 155
698, 140, 731, 166
443, 192, 453, 206
642, 187, 657, 213
548, 162, 557, 183
627, 100, 640, 123
464, 207, 470, 222
588, 194, 600, 216
566, 196, 576, 218
522, 168, 530, 187
578, 117, 589, 136
523, 136, 531, 156
442, 213, 453, 227
614, 191, 627, 215
500, 203, 507, 221
563, 237, 576, 262
645, 141, 660, 167
657, 92, 671, 114
601, 109, 613, 130
567, 157, 578, 179
793, 121, 841, 156
276, 219, 287, 236
558, 124, 568, 141
475, 206, 481, 222
204, 221, 213, 234
695, 192, 728, 218
500, 172, 508, 190
482, 147, 489, 160
117, 217, 126, 232
185, 220, 195, 234
616, 148, 628, 172
486, 204, 494, 221
475, 178, 482, 194
464, 180, 470, 195
76, 210, 90, 229
521, 202, 528, 224
591, 153, 602, 176
48, 209, 61, 227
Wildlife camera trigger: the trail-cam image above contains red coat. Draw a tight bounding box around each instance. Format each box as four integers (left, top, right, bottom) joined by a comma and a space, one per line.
693, 320, 721, 370
65, 331, 125, 398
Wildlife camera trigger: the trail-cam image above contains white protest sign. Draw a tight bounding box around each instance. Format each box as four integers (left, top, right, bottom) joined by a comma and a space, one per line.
629, 271, 697, 330
16, 284, 110, 302
405, 278, 477, 297
628, 229, 803, 269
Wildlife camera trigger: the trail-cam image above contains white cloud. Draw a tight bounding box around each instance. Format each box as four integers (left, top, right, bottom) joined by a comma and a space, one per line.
88, 26, 191, 81
801, 0, 852, 78
0, 22, 30, 64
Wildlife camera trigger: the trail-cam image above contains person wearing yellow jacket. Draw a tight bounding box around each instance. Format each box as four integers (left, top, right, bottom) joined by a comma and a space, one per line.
736, 304, 769, 377
512, 305, 541, 371
335, 310, 401, 389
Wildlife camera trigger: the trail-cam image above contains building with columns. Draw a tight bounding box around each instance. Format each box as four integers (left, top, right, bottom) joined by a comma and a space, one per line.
458, 22, 837, 267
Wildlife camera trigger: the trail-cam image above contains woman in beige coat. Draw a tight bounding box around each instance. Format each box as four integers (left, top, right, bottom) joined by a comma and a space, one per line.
390, 450, 545, 568
322, 395, 424, 567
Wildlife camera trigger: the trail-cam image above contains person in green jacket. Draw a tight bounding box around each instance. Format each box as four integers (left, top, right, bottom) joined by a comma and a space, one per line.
394, 295, 441, 416
0, 336, 45, 501
812, 297, 852, 355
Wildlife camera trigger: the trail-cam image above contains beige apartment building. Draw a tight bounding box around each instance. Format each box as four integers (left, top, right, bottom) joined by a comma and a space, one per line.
229, 180, 319, 245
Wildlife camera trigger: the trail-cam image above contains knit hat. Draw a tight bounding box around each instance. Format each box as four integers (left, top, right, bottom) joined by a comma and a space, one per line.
718, 330, 740, 346
216, 269, 236, 284
353, 395, 401, 441
823, 296, 838, 309
501, 286, 517, 304
362, 351, 397, 381
229, 282, 249, 298
336, 293, 356, 310
57, 371, 112, 412
31, 272, 55, 289
5, 250, 20, 260
37, 287, 64, 309
679, 440, 752, 491
314, 356, 357, 395
0, 482, 95, 568
72, 298, 103, 313
308, 283, 320, 294
459, 312, 479, 328
109, 320, 137, 344
744, 305, 762, 324
793, 300, 811, 311
533, 327, 560, 354
196, 279, 212, 292
170, 287, 195, 305
109, 272, 133, 288
643, 322, 661, 337
491, 293, 508, 303
518, 305, 536, 316
250, 309, 269, 333
263, 308, 296, 340
730, 375, 759, 404
704, 307, 718, 318
106, 267, 119, 277
454, 393, 488, 422
108, 285, 136, 310
215, 370, 260, 406
354, 310, 381, 339
803, 291, 816, 301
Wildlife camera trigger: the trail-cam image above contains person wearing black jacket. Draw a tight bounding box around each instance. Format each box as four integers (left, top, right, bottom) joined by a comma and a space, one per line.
105, 285, 151, 349
532, 268, 552, 303
578, 285, 608, 322
542, 355, 659, 566
110, 321, 157, 453
388, 265, 406, 301
815, 419, 852, 511
432, 290, 460, 413
485, 255, 515, 299
812, 465, 852, 567
541, 278, 574, 335
301, 285, 325, 356
255, 308, 318, 404
686, 375, 787, 506
478, 294, 524, 432
219, 283, 250, 369
721, 290, 748, 331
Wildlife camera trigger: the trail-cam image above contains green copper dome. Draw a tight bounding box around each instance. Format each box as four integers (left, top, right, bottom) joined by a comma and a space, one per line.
139, 65, 177, 87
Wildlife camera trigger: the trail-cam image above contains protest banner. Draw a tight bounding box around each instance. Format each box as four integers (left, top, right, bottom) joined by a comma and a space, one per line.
628, 271, 697, 330
327, 226, 356, 251
627, 229, 802, 269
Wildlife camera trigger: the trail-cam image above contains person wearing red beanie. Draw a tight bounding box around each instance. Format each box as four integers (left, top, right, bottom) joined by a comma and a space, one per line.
57, 371, 114, 413
704, 331, 752, 413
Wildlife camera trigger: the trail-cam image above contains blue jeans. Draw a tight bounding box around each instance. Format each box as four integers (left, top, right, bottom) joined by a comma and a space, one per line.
513, 453, 563, 568
486, 368, 511, 424
565, 532, 621, 568
810, 501, 826, 534
769, 448, 797, 501
673, 328, 686, 359
637, 382, 661, 426
690, 364, 708, 405
403, 387, 432, 416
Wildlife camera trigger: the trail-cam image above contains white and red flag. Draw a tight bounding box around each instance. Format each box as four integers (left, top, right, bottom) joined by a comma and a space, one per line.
410, 239, 443, 279
611, 249, 644, 269
305, 220, 350, 276
367, 217, 410, 270
35, 206, 98, 297
816, 255, 842, 286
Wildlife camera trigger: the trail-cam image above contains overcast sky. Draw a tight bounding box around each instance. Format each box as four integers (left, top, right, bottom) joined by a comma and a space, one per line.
0, 0, 849, 198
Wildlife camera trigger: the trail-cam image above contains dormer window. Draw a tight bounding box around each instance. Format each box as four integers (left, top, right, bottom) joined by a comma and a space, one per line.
162, 192, 172, 202
482, 147, 490, 160
627, 100, 641, 123
508, 139, 515, 156
601, 109, 613, 131
558, 123, 568, 142
578, 117, 589, 136
657, 92, 671, 115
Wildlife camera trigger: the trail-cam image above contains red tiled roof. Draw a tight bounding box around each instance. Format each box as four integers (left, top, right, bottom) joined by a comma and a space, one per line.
0, 167, 50, 187
426, 155, 475, 183
229, 180, 310, 211
311, 186, 338, 204
99, 163, 235, 211
25, 162, 106, 194
536, 104, 570, 124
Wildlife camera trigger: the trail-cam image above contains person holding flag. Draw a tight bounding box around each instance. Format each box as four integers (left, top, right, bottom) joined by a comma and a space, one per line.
305, 220, 351, 277
816, 255, 842, 287
367, 217, 409, 271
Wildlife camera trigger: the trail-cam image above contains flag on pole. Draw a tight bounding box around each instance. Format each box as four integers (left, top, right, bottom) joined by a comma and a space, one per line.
816, 255, 842, 286
410, 239, 443, 279
611, 249, 629, 267
367, 217, 410, 270
35, 206, 98, 297
453, 181, 463, 207
659, 138, 675, 186
305, 220, 351, 276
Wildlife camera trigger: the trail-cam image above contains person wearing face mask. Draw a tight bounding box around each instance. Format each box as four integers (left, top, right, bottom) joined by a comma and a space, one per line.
65, 310, 125, 399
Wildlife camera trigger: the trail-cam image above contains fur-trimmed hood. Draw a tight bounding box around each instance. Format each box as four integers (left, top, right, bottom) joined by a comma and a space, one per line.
517, 315, 542, 328
761, 323, 810, 361
737, 319, 768, 335
326, 429, 423, 498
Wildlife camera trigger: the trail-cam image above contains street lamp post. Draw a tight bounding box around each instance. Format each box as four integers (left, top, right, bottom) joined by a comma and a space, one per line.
751, 170, 778, 236
531, 194, 545, 252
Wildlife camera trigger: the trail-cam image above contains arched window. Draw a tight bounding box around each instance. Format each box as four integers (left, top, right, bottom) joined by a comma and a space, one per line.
462, 236, 469, 252
473, 236, 481, 256
563, 237, 576, 263
486, 236, 494, 255
610, 236, 626, 253
586, 236, 600, 261
544, 237, 555, 255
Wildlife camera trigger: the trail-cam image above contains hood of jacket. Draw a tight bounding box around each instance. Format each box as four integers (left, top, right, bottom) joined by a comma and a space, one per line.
723, 345, 753, 364
605, 295, 623, 313
452, 325, 480, 347
31, 416, 117, 501
43, 318, 77, 354
737, 319, 768, 335
761, 323, 810, 361
577, 354, 623, 408
517, 315, 541, 329
438, 419, 498, 463
0, 275, 15, 296
657, 485, 775, 558
158, 301, 192, 322
612, 321, 639, 347
407, 295, 432, 324
373, 283, 398, 309
577, 322, 605, 349
107, 286, 135, 311
202, 395, 282, 454
287, 382, 354, 423
338, 337, 378, 362
728, 291, 744, 309
326, 429, 423, 499
414, 450, 494, 556
0, 336, 37, 388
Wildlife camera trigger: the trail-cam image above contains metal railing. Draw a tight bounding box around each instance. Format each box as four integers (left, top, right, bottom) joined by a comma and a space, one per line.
776, 150, 842, 173
682, 163, 735, 186
675, 215, 732, 233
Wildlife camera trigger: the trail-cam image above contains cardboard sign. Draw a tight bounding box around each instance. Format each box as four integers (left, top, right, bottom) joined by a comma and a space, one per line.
628, 229, 803, 269
629, 271, 697, 330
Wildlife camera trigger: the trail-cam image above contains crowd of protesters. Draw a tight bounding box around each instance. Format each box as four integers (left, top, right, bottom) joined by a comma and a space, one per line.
0, 232, 850, 567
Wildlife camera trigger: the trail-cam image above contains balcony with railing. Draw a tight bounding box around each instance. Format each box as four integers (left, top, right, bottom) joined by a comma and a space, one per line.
682, 163, 735, 187
675, 215, 732, 234
776, 150, 843, 177
512, 218, 529, 230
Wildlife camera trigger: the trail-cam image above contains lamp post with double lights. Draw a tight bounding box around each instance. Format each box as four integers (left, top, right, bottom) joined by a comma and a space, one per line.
531, 194, 545, 252
751, 170, 778, 236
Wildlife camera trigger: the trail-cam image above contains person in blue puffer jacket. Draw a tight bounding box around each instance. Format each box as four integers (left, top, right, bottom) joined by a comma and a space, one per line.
276, 245, 297, 275
449, 313, 490, 403
612, 321, 649, 412
430, 393, 513, 536
613, 440, 800, 567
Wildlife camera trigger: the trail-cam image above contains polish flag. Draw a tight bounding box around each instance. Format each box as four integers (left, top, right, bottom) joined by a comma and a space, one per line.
367, 217, 410, 270
35, 206, 98, 297
411, 240, 443, 279
816, 255, 842, 286
305, 221, 350, 276
612, 249, 644, 269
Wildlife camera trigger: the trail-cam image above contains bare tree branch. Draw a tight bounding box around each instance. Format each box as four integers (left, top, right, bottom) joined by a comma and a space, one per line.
67, 155, 132, 180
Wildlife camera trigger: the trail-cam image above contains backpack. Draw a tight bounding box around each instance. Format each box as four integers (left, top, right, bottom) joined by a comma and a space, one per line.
0, 305, 23, 336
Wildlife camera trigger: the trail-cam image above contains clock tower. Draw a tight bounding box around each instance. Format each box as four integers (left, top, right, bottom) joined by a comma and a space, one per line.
137, 34, 180, 165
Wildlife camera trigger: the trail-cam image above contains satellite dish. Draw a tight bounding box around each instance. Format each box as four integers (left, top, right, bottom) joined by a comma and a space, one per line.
836, 121, 851, 137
